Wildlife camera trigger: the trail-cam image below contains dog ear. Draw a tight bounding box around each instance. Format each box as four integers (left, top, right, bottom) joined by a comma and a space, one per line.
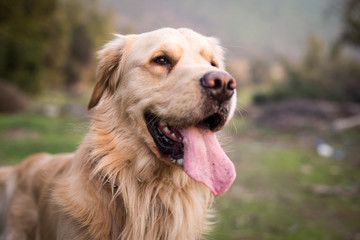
88, 35, 126, 110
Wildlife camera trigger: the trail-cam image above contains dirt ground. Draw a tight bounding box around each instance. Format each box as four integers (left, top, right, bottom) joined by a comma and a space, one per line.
248, 99, 360, 131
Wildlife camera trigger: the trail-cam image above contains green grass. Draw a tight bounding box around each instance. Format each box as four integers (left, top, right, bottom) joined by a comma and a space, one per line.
1, 113, 359, 239
0, 113, 87, 165
211, 127, 360, 240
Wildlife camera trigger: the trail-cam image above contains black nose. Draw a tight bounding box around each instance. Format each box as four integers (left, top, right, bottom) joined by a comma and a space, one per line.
200, 72, 236, 103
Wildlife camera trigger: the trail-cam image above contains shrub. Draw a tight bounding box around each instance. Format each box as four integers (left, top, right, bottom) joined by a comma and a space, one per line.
254, 35, 360, 104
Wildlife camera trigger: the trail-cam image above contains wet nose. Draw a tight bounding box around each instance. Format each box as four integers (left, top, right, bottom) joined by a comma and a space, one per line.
200, 71, 236, 103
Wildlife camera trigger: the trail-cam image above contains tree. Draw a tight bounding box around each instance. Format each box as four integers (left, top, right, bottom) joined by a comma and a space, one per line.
332, 0, 360, 56
0, 0, 113, 94
0, 0, 57, 94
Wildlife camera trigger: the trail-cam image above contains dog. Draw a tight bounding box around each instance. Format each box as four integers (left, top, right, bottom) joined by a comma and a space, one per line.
0, 28, 237, 240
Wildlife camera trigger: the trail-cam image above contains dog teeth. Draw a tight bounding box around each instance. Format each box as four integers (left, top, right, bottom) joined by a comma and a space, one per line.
158, 119, 183, 142
170, 158, 184, 166
163, 127, 171, 134
176, 158, 184, 165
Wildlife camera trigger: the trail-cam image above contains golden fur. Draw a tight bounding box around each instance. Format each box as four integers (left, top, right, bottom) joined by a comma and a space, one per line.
0, 28, 236, 240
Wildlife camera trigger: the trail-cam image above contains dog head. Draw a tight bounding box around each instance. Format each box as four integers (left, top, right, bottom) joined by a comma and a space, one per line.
88, 28, 236, 196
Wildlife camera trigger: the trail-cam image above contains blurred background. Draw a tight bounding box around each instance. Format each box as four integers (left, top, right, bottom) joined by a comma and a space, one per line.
0, 0, 359, 239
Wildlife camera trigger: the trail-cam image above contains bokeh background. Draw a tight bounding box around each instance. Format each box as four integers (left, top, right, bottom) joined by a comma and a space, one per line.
1, 0, 359, 239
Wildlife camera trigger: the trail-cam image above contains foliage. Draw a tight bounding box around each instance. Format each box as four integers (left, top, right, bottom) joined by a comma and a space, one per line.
252, 1, 360, 105
254, 35, 360, 104
0, 0, 56, 94
249, 59, 271, 85
0, 0, 112, 95
334, 0, 360, 51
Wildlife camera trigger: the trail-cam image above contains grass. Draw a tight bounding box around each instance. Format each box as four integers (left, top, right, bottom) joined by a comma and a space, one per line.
0, 113, 359, 239
0, 113, 88, 165
212, 126, 360, 240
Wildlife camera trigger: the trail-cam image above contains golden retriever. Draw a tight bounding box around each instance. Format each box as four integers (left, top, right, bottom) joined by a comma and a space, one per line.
0, 28, 237, 240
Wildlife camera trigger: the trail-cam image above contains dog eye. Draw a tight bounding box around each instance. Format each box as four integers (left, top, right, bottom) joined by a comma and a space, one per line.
210, 60, 218, 68
153, 56, 172, 66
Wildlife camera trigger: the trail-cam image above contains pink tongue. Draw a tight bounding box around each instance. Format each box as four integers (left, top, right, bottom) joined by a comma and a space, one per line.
181, 126, 236, 196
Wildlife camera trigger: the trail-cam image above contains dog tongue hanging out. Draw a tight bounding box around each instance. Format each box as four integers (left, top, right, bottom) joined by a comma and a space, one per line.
182, 127, 235, 196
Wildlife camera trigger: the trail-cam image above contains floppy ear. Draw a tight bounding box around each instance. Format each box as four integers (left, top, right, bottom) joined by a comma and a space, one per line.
88, 35, 126, 110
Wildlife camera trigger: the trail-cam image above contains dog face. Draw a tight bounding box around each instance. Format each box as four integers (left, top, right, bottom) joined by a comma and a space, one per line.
89, 28, 236, 196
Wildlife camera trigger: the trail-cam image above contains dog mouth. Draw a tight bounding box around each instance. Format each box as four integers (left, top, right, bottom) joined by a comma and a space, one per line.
144, 112, 225, 165
144, 111, 236, 196
144, 112, 185, 165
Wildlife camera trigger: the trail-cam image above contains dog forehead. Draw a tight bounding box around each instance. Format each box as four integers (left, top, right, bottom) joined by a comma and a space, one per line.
128, 28, 220, 59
